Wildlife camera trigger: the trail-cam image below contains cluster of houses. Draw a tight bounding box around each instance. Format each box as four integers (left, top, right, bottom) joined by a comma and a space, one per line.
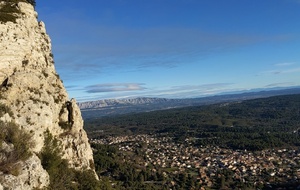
92, 134, 300, 187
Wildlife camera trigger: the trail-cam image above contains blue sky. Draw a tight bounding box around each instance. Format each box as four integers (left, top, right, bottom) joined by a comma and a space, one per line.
36, 0, 300, 102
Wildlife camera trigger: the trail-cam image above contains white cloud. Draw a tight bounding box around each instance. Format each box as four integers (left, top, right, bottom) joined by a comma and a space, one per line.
265, 82, 295, 87
80, 83, 234, 100
267, 67, 300, 75
274, 62, 295, 67
140, 83, 234, 98
85, 83, 147, 93
261, 62, 300, 75
283, 67, 300, 73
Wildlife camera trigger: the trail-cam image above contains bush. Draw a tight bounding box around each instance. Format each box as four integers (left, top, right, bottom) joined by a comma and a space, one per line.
58, 121, 72, 130
0, 1, 21, 23
0, 104, 13, 118
0, 121, 33, 175
40, 131, 100, 190
75, 170, 101, 190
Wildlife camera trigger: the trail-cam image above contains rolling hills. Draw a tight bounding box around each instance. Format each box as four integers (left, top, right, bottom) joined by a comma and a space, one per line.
79, 87, 300, 118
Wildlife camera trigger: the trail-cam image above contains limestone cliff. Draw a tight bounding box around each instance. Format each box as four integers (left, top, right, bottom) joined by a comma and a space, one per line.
0, 1, 95, 189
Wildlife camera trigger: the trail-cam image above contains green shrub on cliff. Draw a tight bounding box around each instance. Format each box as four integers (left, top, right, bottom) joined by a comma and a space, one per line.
0, 103, 33, 175
0, 121, 33, 175
40, 131, 101, 190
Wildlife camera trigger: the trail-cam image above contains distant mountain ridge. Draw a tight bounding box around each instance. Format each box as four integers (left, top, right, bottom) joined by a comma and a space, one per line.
79, 87, 300, 118
78, 97, 172, 109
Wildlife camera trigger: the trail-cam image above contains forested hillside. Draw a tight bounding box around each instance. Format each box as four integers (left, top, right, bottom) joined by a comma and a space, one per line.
86, 94, 300, 189
85, 94, 300, 151
80, 88, 300, 118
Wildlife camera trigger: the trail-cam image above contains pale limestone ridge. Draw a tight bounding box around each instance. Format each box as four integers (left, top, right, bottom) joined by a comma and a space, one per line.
0, 1, 95, 189
79, 97, 171, 109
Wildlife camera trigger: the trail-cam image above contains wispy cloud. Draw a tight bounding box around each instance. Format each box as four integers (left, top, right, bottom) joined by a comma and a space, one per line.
281, 67, 300, 74
265, 82, 295, 88
77, 83, 234, 101
274, 62, 295, 67
260, 62, 299, 76
85, 83, 147, 93
265, 67, 300, 75
54, 26, 290, 60
171, 83, 233, 92
65, 85, 79, 89
142, 83, 234, 98
47, 14, 295, 80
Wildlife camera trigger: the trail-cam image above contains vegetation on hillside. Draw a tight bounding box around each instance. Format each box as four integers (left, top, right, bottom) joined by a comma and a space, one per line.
92, 144, 200, 190
0, 104, 33, 176
85, 94, 300, 189
39, 131, 100, 190
91, 142, 300, 190
86, 94, 300, 151
0, 102, 100, 188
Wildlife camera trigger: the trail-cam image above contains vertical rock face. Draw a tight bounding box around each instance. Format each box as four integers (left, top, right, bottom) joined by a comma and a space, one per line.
0, 1, 95, 189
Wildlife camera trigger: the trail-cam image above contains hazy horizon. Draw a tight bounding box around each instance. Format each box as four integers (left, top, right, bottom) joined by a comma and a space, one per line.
36, 0, 300, 102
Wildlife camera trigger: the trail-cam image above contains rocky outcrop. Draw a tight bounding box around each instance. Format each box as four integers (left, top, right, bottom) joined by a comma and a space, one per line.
0, 155, 49, 190
0, 1, 95, 189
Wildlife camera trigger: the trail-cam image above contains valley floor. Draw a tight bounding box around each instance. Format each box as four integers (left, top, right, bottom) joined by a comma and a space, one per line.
92, 134, 300, 189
